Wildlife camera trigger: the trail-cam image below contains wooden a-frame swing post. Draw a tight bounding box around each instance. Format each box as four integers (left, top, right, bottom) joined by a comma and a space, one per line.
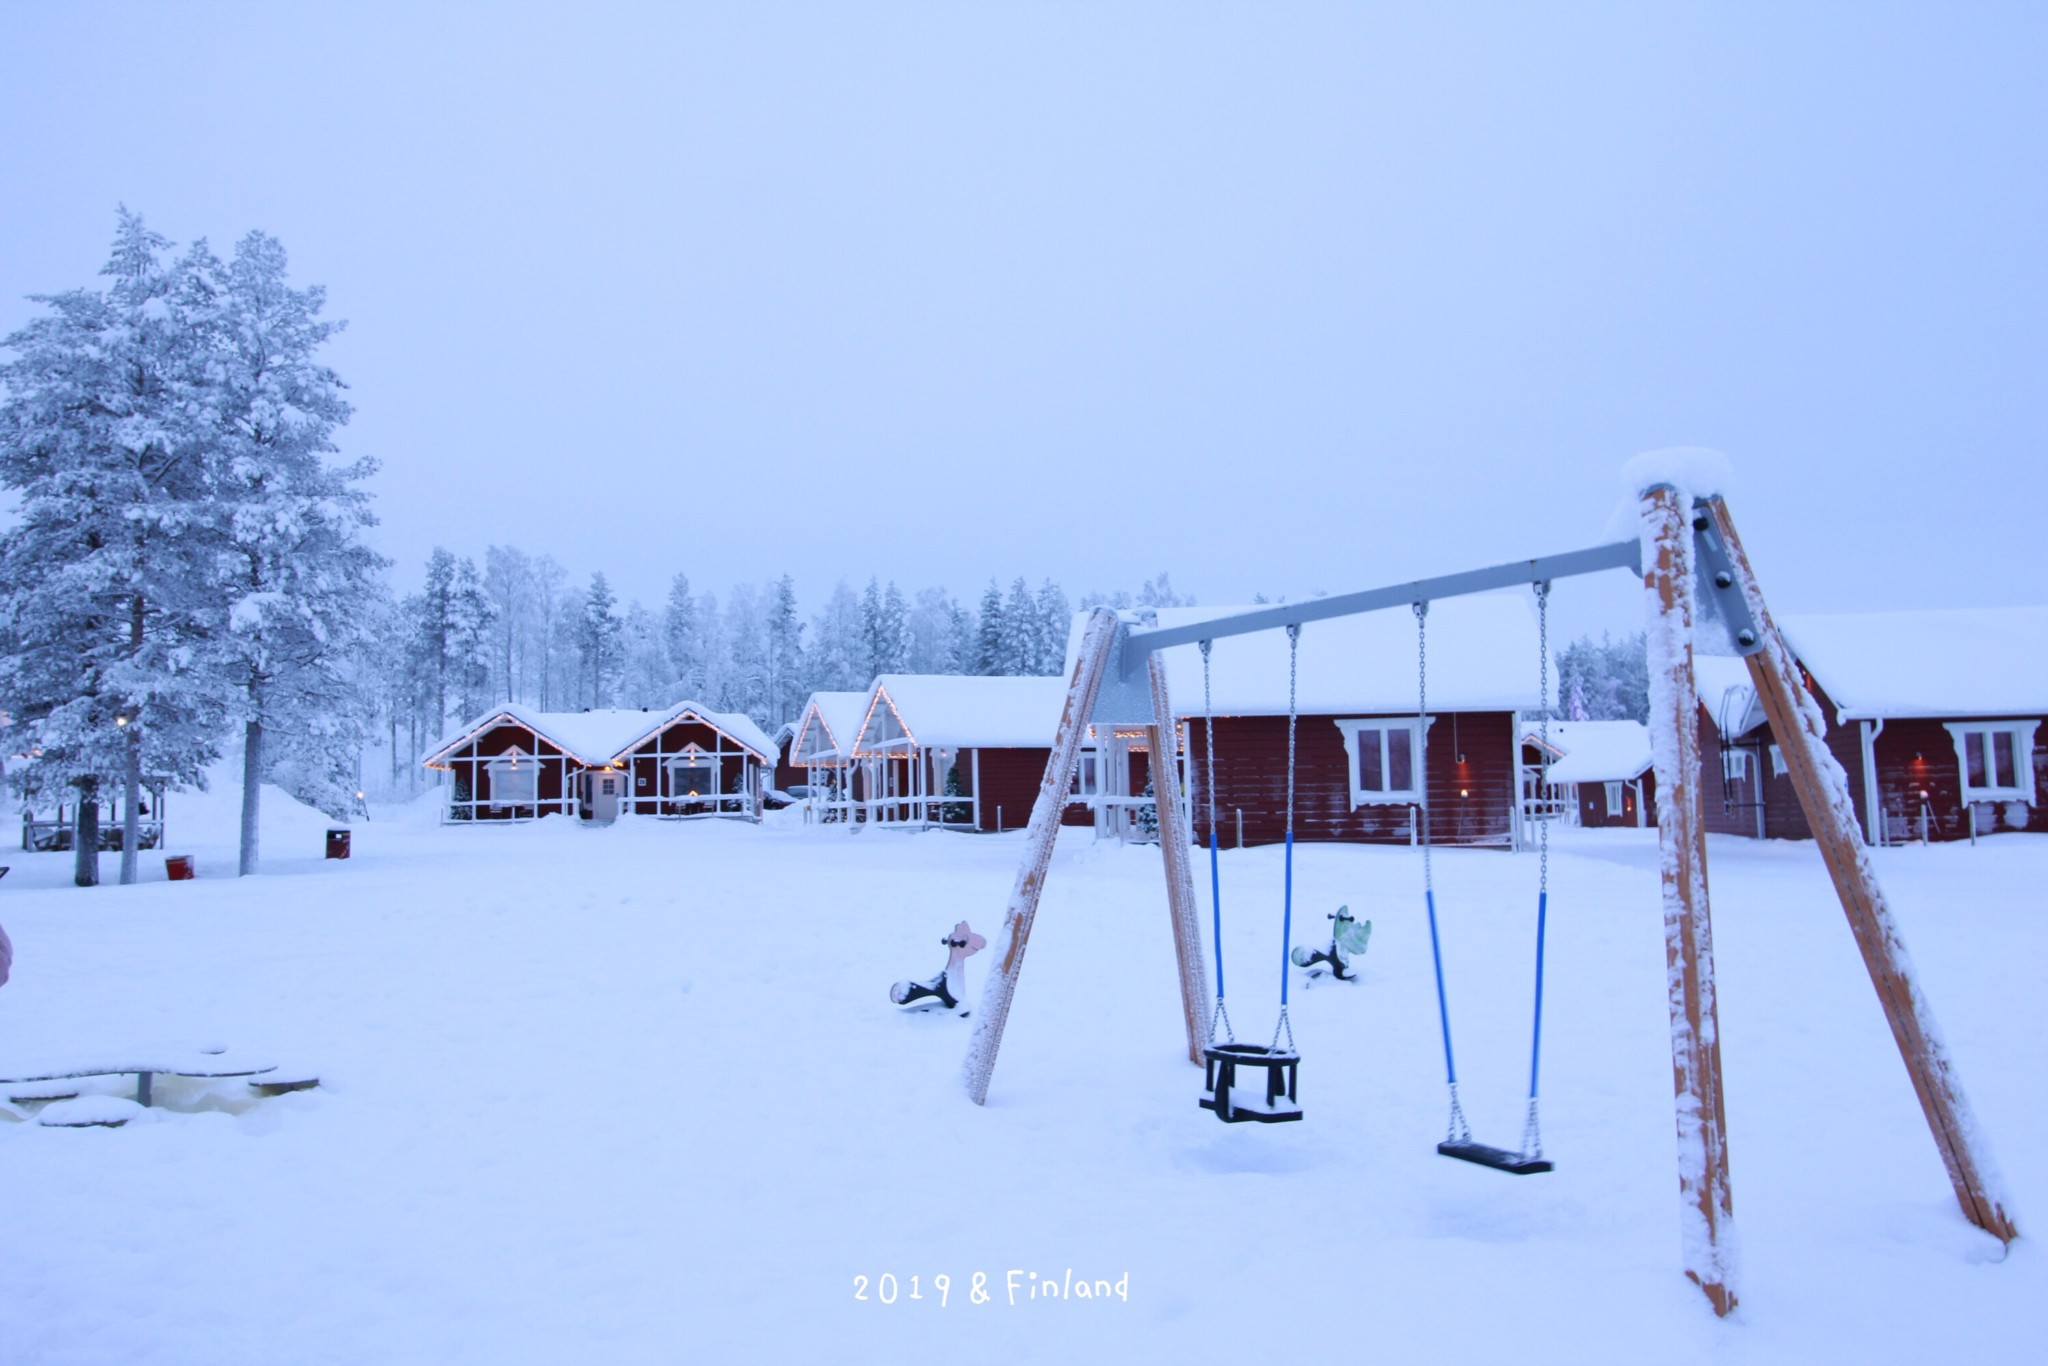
1148, 650, 1211, 1065
964, 611, 1210, 1105
1640, 484, 1740, 1317
1706, 497, 2019, 1246
965, 493, 2015, 1315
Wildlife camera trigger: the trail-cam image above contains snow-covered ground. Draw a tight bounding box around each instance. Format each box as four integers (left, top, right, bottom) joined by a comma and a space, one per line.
1, 787, 2041, 1364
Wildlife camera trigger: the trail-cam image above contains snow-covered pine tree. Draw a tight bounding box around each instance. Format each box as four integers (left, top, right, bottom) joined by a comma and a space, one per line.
617, 601, 669, 708
974, 580, 1005, 676
858, 577, 886, 681
944, 597, 976, 674
198, 229, 383, 869
482, 545, 535, 704
1001, 577, 1039, 676
722, 584, 768, 720
417, 548, 459, 734
878, 581, 910, 675
1033, 579, 1070, 674
695, 589, 728, 708
1554, 632, 1649, 722
905, 587, 957, 673
449, 556, 495, 722
532, 554, 568, 709
662, 572, 702, 701
1136, 572, 1180, 608
577, 572, 622, 707
766, 575, 805, 726
807, 579, 865, 692
0, 210, 229, 887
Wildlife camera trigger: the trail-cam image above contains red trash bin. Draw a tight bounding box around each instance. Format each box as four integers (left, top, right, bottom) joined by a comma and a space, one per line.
165, 855, 196, 881
326, 829, 351, 860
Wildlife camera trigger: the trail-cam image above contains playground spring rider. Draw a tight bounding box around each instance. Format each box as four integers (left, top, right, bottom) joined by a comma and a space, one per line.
891, 922, 987, 1015
1292, 906, 1372, 981
1196, 626, 1305, 1124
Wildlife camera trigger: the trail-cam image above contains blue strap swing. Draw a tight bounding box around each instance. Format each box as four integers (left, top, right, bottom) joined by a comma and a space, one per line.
1416, 588, 1555, 1175
1197, 627, 1304, 1124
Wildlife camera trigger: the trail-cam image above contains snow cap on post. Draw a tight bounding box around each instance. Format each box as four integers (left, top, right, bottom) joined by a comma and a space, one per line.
1603, 448, 1734, 545
1621, 447, 1733, 502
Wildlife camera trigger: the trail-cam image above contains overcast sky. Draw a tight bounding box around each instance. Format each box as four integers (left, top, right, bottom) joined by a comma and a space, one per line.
3, 2, 2043, 641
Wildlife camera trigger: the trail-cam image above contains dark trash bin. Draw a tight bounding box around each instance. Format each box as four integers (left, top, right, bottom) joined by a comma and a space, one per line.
326, 829, 351, 860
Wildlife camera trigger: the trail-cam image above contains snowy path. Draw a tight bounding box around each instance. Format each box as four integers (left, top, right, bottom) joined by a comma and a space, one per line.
1, 802, 2041, 1364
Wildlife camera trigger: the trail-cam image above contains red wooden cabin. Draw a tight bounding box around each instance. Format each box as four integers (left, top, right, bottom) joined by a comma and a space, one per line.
1135, 597, 1543, 848
423, 701, 774, 824
850, 675, 1075, 832
1535, 720, 1656, 829
1696, 609, 2047, 843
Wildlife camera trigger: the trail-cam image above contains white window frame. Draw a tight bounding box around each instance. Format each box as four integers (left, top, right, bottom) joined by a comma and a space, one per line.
1071, 750, 1101, 798
485, 748, 539, 808
1721, 748, 1751, 784
1769, 744, 1787, 778
1944, 722, 2039, 803
1604, 781, 1625, 817
667, 746, 720, 800
1333, 717, 1429, 807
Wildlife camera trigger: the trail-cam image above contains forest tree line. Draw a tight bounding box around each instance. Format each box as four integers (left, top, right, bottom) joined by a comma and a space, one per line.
377, 556, 1198, 792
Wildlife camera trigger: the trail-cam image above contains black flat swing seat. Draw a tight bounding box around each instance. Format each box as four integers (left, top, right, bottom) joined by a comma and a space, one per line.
1200, 1042, 1302, 1124
1438, 1140, 1553, 1176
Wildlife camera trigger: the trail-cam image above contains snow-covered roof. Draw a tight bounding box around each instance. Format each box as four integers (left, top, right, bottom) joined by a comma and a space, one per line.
1535, 720, 1653, 783
616, 701, 776, 763
1071, 595, 1543, 718
1692, 654, 1764, 738
1780, 608, 2048, 721
423, 700, 773, 768
852, 675, 1069, 753
790, 691, 871, 764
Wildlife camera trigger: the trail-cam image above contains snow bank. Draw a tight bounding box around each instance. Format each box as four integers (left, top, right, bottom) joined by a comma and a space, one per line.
171, 758, 348, 849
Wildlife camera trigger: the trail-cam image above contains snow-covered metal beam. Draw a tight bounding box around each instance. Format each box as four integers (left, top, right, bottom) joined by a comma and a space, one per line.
1118, 538, 1644, 675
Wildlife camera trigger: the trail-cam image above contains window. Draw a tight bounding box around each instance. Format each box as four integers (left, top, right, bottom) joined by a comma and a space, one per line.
1334, 719, 1426, 806
1605, 781, 1625, 816
1945, 723, 2039, 802
668, 758, 716, 798
486, 749, 538, 807
1721, 748, 1751, 784
1769, 745, 1787, 778
1071, 752, 1100, 798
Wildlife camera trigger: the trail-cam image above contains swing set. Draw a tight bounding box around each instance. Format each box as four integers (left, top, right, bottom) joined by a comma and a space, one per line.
959, 484, 2019, 1317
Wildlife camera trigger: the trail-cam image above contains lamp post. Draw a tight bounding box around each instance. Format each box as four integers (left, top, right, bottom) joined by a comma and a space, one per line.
116, 710, 141, 886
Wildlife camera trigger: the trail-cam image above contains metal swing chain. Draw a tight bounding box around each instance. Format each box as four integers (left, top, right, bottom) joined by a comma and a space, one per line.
1201, 640, 1234, 1046
1417, 601, 1471, 1146
1522, 582, 1553, 1162
1273, 623, 1300, 1055
1536, 581, 1551, 903
1416, 603, 1432, 895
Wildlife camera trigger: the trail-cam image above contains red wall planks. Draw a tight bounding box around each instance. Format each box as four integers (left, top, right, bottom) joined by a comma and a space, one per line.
1185, 712, 1517, 848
